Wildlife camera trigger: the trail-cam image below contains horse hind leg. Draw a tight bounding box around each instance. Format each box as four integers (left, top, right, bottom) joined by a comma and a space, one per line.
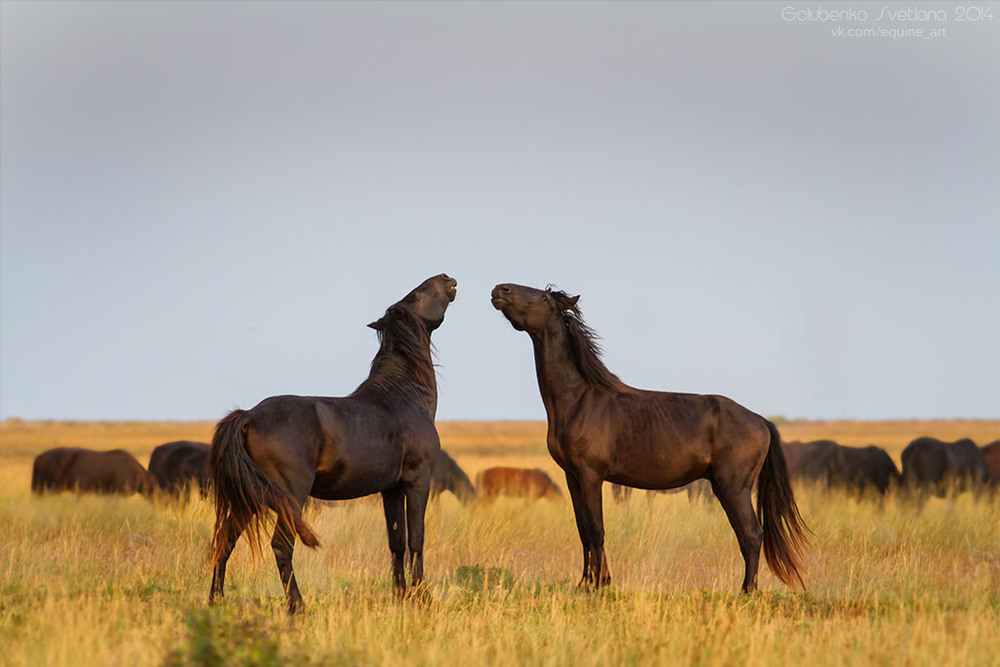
209, 514, 247, 605
381, 486, 407, 596
272, 514, 305, 614
712, 479, 763, 593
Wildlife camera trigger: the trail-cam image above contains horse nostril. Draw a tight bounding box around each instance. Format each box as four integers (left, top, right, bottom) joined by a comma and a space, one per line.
500, 285, 511, 293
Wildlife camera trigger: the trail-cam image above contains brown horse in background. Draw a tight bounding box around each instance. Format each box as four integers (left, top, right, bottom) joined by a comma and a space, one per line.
32, 448, 157, 496
476, 466, 562, 501
980, 440, 1000, 482
491, 283, 808, 593
209, 274, 457, 613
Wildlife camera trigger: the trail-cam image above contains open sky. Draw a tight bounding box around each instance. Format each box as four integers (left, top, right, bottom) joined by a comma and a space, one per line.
1, 1, 998, 423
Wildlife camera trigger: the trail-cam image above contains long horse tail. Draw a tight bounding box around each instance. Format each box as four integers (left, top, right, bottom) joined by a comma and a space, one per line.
757, 420, 810, 589
210, 410, 320, 566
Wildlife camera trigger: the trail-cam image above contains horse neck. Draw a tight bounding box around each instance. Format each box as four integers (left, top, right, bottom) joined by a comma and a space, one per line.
359, 343, 438, 417
530, 319, 588, 421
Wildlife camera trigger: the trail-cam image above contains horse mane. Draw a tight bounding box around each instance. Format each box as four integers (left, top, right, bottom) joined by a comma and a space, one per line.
547, 288, 628, 392
353, 305, 437, 411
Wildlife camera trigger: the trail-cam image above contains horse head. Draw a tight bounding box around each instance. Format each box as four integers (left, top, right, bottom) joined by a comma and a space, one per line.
491, 283, 578, 334
370, 273, 458, 333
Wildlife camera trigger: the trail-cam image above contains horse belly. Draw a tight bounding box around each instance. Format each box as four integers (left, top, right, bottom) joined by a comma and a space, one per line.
310, 455, 403, 500
608, 438, 710, 490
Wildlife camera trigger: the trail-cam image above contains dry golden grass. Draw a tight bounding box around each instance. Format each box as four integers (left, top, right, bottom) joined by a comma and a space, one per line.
1, 419, 998, 666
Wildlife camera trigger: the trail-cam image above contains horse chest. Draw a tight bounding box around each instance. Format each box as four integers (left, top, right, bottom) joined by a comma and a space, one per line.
547, 430, 598, 471
546, 436, 569, 468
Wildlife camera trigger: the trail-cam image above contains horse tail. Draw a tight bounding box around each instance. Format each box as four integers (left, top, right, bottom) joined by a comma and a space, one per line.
757, 420, 810, 589
210, 410, 320, 566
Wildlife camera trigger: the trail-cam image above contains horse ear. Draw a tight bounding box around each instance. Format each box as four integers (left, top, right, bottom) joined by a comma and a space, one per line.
568, 295, 580, 307
368, 318, 384, 331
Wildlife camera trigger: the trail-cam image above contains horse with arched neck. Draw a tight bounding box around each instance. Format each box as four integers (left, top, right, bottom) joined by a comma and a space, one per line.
491, 282, 808, 592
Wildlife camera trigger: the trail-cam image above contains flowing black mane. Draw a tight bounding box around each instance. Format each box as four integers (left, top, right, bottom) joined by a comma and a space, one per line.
354, 305, 437, 410
547, 288, 627, 392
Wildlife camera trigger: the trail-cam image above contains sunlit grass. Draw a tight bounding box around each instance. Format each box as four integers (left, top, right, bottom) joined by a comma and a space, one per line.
1, 419, 998, 665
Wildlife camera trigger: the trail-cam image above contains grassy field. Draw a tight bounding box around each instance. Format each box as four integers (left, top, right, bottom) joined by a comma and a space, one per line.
1, 419, 998, 666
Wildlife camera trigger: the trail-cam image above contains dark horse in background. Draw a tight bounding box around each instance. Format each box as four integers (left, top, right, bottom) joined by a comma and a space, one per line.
491, 283, 809, 593
783, 440, 901, 497
430, 449, 477, 504
148, 440, 211, 499
32, 448, 157, 496
901, 437, 993, 499
210, 274, 457, 613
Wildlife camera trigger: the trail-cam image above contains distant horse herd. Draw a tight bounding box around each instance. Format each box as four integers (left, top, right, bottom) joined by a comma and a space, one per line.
611, 436, 997, 503
27, 275, 1000, 614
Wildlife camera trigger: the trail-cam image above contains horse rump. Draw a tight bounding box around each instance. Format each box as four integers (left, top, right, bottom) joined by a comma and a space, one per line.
210, 410, 320, 564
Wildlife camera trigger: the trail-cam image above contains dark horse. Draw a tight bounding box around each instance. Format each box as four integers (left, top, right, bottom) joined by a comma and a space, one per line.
901, 437, 993, 498
32, 448, 158, 496
491, 283, 809, 592
430, 449, 477, 504
784, 440, 901, 497
210, 274, 457, 613
148, 440, 211, 499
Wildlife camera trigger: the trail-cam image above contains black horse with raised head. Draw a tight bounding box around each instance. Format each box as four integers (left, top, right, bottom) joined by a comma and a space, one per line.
491, 283, 808, 593
209, 273, 457, 613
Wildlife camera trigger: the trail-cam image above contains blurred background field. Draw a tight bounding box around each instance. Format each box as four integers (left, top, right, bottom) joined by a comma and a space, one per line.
1, 418, 998, 666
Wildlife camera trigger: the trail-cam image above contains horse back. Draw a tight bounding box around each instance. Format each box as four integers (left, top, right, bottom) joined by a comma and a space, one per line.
245, 394, 438, 501
476, 467, 561, 500
587, 390, 769, 490
68, 449, 154, 494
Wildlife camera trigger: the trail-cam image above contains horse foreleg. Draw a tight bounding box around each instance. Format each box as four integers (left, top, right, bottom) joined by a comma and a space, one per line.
381, 486, 407, 596
576, 471, 610, 588
209, 514, 246, 605
712, 479, 763, 593
404, 481, 430, 589
271, 517, 304, 614
563, 472, 594, 587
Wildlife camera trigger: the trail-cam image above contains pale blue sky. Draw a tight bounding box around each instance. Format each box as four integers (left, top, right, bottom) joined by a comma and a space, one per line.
2, 1, 998, 422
